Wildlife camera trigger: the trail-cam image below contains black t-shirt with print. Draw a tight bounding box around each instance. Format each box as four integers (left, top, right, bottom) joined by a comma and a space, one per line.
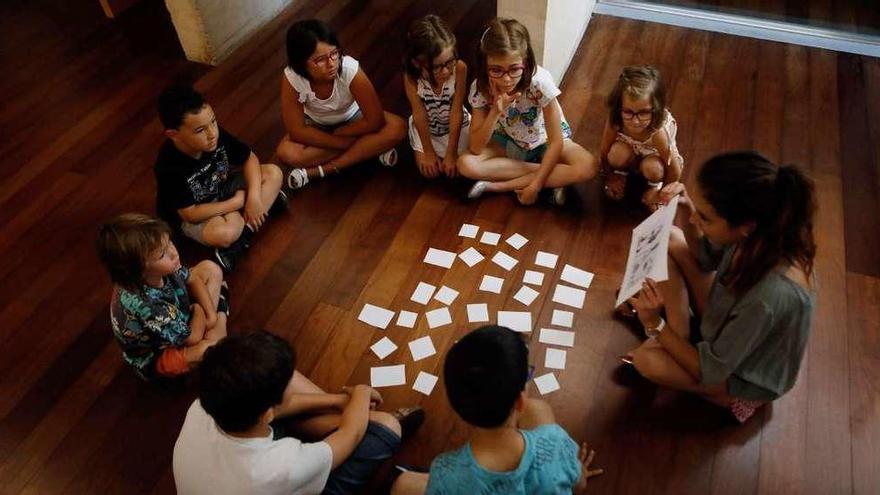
154, 127, 251, 225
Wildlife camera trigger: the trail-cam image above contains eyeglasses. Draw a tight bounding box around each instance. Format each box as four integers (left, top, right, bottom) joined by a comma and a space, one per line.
431, 57, 456, 74
621, 109, 653, 122
309, 49, 340, 67
487, 65, 525, 79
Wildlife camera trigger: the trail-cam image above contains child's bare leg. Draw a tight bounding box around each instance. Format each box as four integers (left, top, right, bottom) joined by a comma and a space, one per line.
205, 312, 227, 341
189, 260, 223, 306
258, 164, 283, 212
640, 155, 665, 208
325, 112, 407, 170
605, 141, 636, 200
457, 140, 535, 181
485, 141, 598, 192
276, 135, 342, 168
201, 212, 246, 248
391, 472, 430, 495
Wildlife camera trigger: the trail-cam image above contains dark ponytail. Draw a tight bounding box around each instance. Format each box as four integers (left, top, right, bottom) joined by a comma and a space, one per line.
698, 151, 816, 294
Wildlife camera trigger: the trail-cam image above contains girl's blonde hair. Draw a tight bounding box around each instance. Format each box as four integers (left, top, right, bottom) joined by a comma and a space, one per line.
607, 66, 667, 132
404, 15, 457, 86
475, 17, 536, 98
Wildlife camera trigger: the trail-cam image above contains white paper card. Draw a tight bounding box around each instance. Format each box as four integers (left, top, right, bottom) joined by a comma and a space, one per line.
467, 303, 489, 323
480, 231, 501, 246
371, 365, 406, 388
479, 275, 504, 294
424, 248, 456, 268
458, 247, 485, 267
425, 307, 452, 329
397, 310, 418, 328
412, 371, 439, 395
551, 309, 574, 328
534, 251, 559, 269
616, 202, 677, 308
458, 223, 479, 238
552, 284, 586, 309
513, 285, 540, 306
434, 286, 459, 305
492, 251, 519, 271
523, 270, 545, 286
545, 348, 567, 370
505, 233, 529, 250
370, 337, 398, 359
408, 336, 437, 361
410, 282, 436, 305
560, 264, 595, 289
497, 311, 532, 333
539, 328, 575, 347
358, 304, 395, 329
534, 373, 561, 395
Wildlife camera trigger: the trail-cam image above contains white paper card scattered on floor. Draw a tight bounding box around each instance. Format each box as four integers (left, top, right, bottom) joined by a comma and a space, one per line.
425, 307, 452, 329
434, 285, 459, 305
523, 270, 544, 286
424, 248, 456, 268
458, 223, 479, 238
552, 284, 586, 309
412, 371, 439, 395
467, 303, 489, 323
616, 202, 677, 308
370, 337, 397, 359
358, 304, 395, 329
505, 233, 529, 250
534, 251, 559, 269
560, 264, 595, 289
479, 275, 504, 294
545, 348, 567, 370
551, 309, 573, 328
410, 282, 436, 305
534, 372, 560, 395
458, 247, 484, 267
513, 285, 540, 306
408, 336, 437, 361
497, 311, 532, 333
539, 328, 575, 347
492, 251, 519, 271
396, 310, 418, 328
480, 231, 501, 246
371, 365, 406, 387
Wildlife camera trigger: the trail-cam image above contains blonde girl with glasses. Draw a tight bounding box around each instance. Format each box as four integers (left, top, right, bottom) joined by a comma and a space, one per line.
276, 19, 406, 189
458, 18, 598, 206
600, 66, 683, 210
403, 15, 471, 179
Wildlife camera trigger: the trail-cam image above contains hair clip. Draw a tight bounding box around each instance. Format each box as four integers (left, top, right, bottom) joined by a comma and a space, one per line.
479, 27, 490, 47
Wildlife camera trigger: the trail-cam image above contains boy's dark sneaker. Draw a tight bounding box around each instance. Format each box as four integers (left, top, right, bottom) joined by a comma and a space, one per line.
392, 406, 425, 441
268, 189, 288, 217
214, 228, 253, 274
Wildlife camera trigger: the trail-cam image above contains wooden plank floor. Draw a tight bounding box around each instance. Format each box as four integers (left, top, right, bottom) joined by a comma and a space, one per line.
0, 0, 878, 493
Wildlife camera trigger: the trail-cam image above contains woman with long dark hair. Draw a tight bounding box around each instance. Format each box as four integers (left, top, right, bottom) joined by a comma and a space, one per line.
621, 151, 817, 422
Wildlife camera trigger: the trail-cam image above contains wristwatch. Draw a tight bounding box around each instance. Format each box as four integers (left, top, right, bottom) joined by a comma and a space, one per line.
645, 318, 666, 339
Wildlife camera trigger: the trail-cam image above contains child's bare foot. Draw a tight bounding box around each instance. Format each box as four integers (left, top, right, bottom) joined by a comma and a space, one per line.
604, 170, 627, 200
642, 186, 662, 211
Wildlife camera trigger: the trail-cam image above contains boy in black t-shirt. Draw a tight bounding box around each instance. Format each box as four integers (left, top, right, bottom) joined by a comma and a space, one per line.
155, 85, 287, 272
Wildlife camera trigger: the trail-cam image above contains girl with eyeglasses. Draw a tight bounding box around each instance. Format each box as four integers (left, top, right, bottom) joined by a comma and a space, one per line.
402, 15, 471, 179
600, 66, 684, 211
458, 18, 598, 206
276, 19, 406, 189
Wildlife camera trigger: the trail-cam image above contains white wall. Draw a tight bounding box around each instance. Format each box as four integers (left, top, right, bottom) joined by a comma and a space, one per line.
165, 0, 292, 65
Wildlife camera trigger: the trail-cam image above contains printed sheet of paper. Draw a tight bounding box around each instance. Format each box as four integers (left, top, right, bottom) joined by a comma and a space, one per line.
492, 251, 519, 271
533, 372, 561, 395
545, 348, 567, 370
505, 233, 529, 250
371, 365, 406, 388
480, 231, 501, 246
410, 282, 436, 305
412, 371, 439, 395
523, 270, 545, 286
458, 247, 484, 267
434, 285, 459, 305
370, 337, 397, 359
458, 223, 479, 238
396, 310, 418, 328
479, 275, 504, 294
551, 309, 574, 328
467, 303, 489, 323
424, 248, 456, 268
513, 285, 540, 306
408, 336, 437, 361
358, 304, 395, 329
534, 251, 559, 269
497, 311, 532, 333
425, 307, 452, 329
616, 203, 677, 308
560, 264, 595, 289
539, 328, 575, 347
552, 284, 586, 309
